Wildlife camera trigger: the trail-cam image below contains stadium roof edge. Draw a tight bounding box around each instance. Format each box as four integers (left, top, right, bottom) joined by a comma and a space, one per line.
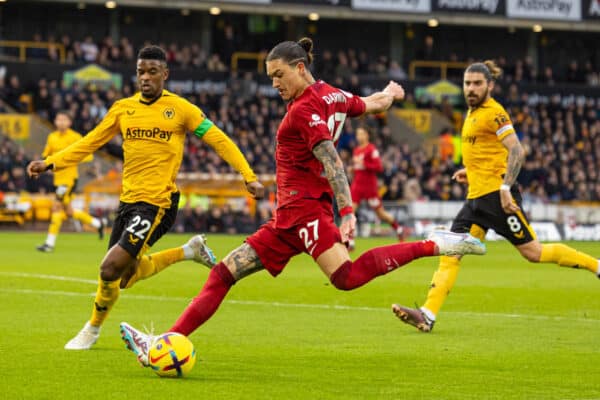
29, 0, 600, 32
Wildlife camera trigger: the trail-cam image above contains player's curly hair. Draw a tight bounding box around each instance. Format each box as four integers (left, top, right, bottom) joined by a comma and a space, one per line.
266, 37, 314, 66
137, 45, 167, 62
466, 60, 502, 82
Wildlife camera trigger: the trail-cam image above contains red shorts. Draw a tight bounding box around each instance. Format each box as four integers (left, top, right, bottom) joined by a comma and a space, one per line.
351, 183, 382, 209
245, 199, 342, 277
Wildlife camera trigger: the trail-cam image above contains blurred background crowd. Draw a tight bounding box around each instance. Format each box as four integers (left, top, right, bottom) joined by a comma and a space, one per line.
1, 16, 599, 233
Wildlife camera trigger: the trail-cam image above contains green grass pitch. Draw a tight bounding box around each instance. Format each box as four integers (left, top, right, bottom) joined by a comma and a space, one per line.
2, 232, 599, 399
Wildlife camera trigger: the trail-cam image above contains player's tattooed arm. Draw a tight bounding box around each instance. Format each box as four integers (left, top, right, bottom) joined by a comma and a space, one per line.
313, 140, 352, 211
223, 243, 264, 280
501, 134, 525, 186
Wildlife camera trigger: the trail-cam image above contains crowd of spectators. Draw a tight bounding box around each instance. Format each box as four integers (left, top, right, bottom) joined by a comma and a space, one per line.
0, 134, 50, 194
1, 32, 600, 232
501, 84, 600, 203
3, 70, 600, 205
17, 32, 229, 72
4, 31, 600, 86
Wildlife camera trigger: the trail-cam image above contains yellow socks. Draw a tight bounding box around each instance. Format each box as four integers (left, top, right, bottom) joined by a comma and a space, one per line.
48, 211, 66, 235
423, 256, 461, 316
540, 243, 599, 274
45, 211, 67, 247
72, 209, 95, 225
90, 278, 121, 327
124, 247, 185, 289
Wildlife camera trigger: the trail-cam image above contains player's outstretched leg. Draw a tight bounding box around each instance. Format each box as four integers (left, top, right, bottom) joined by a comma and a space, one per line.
537, 243, 599, 276
329, 230, 484, 291
122, 234, 217, 289
120, 322, 155, 366
120, 261, 237, 364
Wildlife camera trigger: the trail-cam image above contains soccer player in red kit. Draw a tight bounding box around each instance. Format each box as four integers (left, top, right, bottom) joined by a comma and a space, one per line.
350, 126, 405, 246
120, 38, 485, 364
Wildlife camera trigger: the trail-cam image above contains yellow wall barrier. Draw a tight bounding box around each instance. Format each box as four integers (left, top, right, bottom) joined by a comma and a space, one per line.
393, 109, 432, 134
0, 40, 66, 63
231, 52, 266, 73
0, 114, 31, 140
408, 60, 469, 80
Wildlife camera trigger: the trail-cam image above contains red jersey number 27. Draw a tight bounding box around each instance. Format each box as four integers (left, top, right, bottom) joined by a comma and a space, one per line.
327, 112, 347, 142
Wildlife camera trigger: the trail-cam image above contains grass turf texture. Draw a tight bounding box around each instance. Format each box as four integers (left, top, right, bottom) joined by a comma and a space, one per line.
2, 232, 599, 399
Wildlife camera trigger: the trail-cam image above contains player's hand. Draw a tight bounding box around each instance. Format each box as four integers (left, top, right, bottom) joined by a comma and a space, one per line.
245, 181, 265, 199
339, 213, 356, 244
500, 189, 520, 214
383, 81, 405, 102
27, 160, 49, 179
452, 168, 468, 184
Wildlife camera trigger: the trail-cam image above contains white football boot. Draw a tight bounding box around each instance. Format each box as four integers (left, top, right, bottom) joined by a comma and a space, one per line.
120, 322, 154, 367
428, 229, 486, 256
185, 234, 217, 268
64, 321, 100, 350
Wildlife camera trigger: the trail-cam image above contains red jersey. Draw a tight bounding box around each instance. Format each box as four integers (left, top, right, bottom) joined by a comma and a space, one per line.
352, 143, 383, 190
275, 80, 366, 228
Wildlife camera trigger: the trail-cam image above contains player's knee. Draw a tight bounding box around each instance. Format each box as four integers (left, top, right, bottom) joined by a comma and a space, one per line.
520, 247, 541, 263
100, 258, 131, 281
221, 260, 240, 280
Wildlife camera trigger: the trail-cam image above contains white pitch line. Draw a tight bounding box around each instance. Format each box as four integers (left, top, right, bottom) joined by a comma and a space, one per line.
0, 271, 97, 285
2, 271, 599, 323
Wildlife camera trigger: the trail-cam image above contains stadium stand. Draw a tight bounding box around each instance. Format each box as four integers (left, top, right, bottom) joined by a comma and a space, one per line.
1, 2, 599, 233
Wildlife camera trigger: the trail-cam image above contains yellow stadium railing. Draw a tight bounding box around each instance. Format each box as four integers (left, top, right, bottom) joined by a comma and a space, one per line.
231, 51, 266, 73
408, 60, 469, 80
0, 40, 66, 63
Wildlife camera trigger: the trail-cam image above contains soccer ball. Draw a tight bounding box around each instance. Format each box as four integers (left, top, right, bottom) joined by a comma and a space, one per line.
148, 332, 197, 378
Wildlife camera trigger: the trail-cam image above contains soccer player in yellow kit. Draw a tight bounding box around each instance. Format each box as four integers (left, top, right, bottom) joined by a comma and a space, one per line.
394, 60, 600, 332
28, 45, 264, 349
36, 111, 106, 252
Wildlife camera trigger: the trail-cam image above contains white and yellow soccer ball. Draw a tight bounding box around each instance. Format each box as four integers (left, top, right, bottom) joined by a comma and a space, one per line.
148, 332, 197, 377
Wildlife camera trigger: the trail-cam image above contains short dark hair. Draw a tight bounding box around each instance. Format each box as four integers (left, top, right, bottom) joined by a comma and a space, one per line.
137, 45, 167, 63
266, 37, 314, 66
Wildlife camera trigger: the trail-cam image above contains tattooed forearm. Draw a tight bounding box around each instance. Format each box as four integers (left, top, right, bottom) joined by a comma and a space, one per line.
503, 142, 524, 186
312, 140, 352, 210
223, 243, 263, 280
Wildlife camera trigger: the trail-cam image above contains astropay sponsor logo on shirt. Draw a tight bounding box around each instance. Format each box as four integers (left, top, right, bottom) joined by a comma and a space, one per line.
506, 0, 581, 20
433, 0, 503, 14
352, 0, 432, 13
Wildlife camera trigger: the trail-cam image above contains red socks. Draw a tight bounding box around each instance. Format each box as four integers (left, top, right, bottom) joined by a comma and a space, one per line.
330, 240, 435, 290
169, 262, 235, 336
169, 241, 435, 335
